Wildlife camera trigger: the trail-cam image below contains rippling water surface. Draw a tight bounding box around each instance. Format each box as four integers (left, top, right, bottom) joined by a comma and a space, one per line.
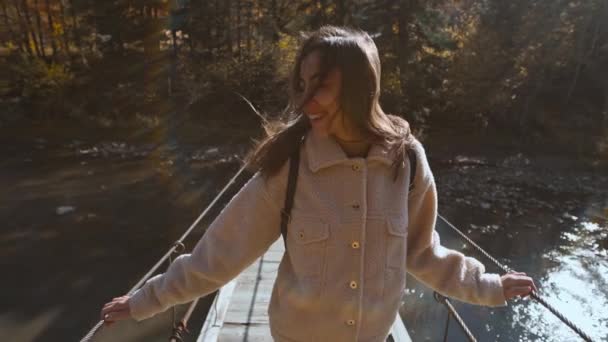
0, 131, 606, 341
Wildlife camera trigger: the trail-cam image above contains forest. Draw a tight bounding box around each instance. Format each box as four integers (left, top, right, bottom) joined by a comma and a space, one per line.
1, 2, 608, 341
1, 0, 607, 155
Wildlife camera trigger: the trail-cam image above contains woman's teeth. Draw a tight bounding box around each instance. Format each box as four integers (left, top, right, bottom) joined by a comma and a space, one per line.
309, 114, 322, 119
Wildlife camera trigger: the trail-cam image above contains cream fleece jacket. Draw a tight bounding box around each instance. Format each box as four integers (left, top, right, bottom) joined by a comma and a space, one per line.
128, 129, 507, 342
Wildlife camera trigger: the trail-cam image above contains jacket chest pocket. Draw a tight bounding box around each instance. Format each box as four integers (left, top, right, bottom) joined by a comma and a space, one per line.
364, 214, 408, 280
286, 216, 330, 278
386, 214, 408, 270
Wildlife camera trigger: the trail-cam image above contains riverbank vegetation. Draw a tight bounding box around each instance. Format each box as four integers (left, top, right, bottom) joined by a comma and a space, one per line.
1, 0, 607, 155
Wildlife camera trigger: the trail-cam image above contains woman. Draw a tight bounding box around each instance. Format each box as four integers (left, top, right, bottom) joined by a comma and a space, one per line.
101, 26, 537, 341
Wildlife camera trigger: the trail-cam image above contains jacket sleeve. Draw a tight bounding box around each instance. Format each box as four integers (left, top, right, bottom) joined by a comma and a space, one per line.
405, 141, 507, 307
128, 170, 284, 321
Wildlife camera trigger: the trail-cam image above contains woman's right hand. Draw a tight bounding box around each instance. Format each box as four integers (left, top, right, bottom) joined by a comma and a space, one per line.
100, 295, 133, 326
500, 271, 538, 301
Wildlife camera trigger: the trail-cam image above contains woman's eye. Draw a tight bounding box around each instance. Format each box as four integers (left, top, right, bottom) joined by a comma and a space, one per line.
296, 79, 328, 94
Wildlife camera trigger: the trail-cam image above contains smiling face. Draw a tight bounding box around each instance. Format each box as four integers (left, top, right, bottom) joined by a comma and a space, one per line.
298, 50, 364, 140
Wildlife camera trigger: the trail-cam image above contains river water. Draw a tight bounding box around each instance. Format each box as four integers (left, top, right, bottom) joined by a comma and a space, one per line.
402, 141, 608, 342
0, 126, 606, 341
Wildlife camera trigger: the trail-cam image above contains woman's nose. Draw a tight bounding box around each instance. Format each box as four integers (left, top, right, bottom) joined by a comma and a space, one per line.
303, 98, 323, 115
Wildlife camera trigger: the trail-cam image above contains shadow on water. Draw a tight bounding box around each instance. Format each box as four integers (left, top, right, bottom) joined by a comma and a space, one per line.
0, 131, 253, 341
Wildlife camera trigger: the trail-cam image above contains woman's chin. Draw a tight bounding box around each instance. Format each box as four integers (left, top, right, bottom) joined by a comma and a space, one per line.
310, 125, 330, 137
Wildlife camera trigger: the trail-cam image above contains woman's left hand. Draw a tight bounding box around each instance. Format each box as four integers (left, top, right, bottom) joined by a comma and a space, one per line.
100, 295, 132, 326
501, 271, 538, 301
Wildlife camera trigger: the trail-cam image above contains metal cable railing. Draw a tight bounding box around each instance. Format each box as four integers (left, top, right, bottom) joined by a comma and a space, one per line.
80, 169, 596, 342
437, 214, 594, 342
434, 291, 477, 342
79, 164, 249, 342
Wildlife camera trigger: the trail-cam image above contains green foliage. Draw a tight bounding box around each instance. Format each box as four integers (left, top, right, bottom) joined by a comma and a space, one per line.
9, 55, 75, 119
1, 0, 607, 152
415, 7, 456, 51
17, 58, 73, 99
182, 48, 288, 123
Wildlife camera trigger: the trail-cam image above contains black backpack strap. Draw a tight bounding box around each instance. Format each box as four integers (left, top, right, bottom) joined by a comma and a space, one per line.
407, 148, 417, 191
280, 144, 301, 246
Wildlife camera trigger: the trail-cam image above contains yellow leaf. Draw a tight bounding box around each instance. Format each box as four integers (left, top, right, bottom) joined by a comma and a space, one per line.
53, 22, 64, 36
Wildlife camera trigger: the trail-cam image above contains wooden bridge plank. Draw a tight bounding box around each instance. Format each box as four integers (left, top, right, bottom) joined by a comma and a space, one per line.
199, 239, 411, 342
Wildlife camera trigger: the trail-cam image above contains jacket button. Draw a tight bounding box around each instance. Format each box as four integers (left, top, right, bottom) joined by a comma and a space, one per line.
349, 281, 358, 289
352, 204, 360, 210
346, 319, 356, 326
298, 231, 304, 239
351, 241, 360, 249
351, 164, 361, 171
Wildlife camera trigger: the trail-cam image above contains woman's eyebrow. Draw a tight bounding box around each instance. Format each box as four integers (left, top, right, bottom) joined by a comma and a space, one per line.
299, 73, 321, 82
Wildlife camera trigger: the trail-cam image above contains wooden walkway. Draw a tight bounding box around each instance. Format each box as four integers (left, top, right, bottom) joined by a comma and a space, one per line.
197, 239, 411, 342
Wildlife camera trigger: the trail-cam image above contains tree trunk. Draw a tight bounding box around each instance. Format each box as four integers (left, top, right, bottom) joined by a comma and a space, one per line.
212, 0, 218, 59
21, 0, 44, 58
143, 4, 160, 59
201, 0, 209, 57
226, 0, 233, 57
34, 0, 49, 59
2, 2, 24, 52
336, 0, 346, 25
319, 0, 326, 25
245, 0, 251, 56
68, 0, 81, 53
44, 0, 58, 60
21, 0, 43, 57
269, 0, 280, 42
12, 0, 34, 55
217, 0, 224, 58
254, 2, 261, 50
309, 0, 326, 27
57, 0, 70, 56
236, 0, 241, 59
398, 0, 413, 111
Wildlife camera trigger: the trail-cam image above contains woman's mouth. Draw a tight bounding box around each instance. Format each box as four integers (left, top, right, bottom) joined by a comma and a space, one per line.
308, 113, 325, 123
304, 99, 325, 122
308, 113, 323, 120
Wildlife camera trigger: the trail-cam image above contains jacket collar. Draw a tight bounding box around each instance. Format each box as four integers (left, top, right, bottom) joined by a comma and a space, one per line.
305, 130, 394, 173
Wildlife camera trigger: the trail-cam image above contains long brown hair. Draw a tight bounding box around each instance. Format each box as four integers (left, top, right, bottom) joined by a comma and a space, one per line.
245, 26, 415, 181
